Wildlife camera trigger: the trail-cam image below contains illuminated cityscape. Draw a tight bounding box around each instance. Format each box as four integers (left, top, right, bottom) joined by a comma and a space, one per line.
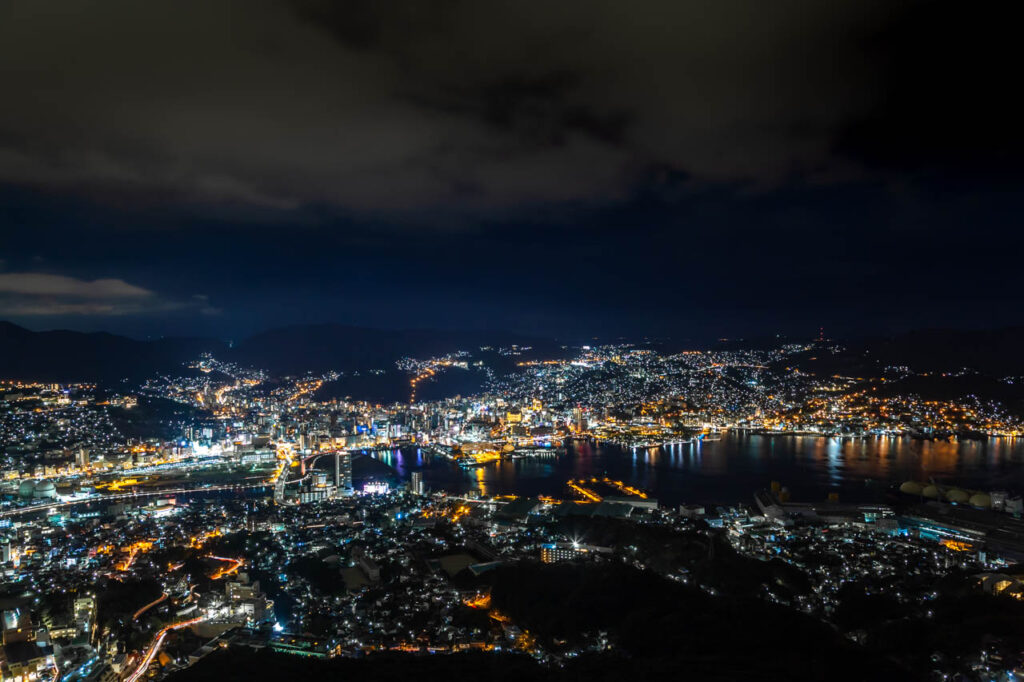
1, 336, 1024, 680
2, 0, 1022, 680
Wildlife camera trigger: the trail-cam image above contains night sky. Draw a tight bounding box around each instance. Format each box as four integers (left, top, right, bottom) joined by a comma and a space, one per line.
0, 0, 1020, 343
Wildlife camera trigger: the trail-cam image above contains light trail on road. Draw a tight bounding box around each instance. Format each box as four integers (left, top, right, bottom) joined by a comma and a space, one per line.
133, 592, 168, 621
125, 617, 203, 682
207, 555, 243, 580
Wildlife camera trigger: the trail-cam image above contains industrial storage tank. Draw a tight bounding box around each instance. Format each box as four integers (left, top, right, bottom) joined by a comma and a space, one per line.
33, 480, 57, 499
922, 485, 940, 499
946, 489, 970, 504
18, 479, 36, 498
969, 493, 992, 509
900, 481, 924, 495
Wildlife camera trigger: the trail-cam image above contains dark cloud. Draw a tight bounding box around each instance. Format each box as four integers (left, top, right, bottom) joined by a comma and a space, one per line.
0, 273, 151, 299
0, 0, 928, 216
0, 272, 217, 318
412, 72, 633, 149
834, 0, 1024, 178
0, 1, 1020, 340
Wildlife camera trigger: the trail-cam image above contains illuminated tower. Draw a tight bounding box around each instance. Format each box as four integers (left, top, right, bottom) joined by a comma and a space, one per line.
573, 406, 587, 433
334, 451, 352, 491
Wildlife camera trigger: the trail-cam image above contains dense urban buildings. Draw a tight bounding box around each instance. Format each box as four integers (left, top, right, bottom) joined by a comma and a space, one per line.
1, 335, 1024, 680
1, 1, 1022, 680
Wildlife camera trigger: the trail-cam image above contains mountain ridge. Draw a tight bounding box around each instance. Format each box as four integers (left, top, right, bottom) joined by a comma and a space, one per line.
0, 321, 553, 382
5, 321, 1024, 384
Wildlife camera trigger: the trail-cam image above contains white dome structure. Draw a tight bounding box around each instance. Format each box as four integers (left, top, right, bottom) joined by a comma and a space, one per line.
970, 493, 992, 509
18, 480, 36, 498
946, 489, 970, 504
33, 480, 57, 500
900, 481, 924, 495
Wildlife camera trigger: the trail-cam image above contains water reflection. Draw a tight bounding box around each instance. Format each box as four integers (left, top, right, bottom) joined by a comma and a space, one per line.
406, 432, 1024, 506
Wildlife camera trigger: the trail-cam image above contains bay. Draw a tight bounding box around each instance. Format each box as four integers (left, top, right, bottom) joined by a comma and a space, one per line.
369, 432, 1024, 506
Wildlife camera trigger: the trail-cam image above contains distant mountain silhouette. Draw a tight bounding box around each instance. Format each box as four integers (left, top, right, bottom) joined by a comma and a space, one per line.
793, 327, 1024, 378
0, 321, 224, 382
227, 323, 553, 375
6, 320, 1023, 385
0, 321, 554, 382
862, 327, 1024, 375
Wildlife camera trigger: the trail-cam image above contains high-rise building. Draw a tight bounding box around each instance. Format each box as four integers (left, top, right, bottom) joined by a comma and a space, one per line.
334, 451, 352, 491
573, 406, 587, 433
410, 471, 425, 496
76, 448, 90, 469
1, 608, 34, 644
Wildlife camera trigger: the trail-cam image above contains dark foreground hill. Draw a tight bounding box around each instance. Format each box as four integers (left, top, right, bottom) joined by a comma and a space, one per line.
172, 562, 905, 682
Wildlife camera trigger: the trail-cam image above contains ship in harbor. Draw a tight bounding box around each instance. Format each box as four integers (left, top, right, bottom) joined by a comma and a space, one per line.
454, 442, 565, 468
456, 457, 495, 469
509, 444, 564, 459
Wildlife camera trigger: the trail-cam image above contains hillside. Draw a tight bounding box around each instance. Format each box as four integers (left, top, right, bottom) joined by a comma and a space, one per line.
0, 321, 224, 382
226, 323, 554, 375
789, 327, 1024, 379
0, 321, 555, 383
